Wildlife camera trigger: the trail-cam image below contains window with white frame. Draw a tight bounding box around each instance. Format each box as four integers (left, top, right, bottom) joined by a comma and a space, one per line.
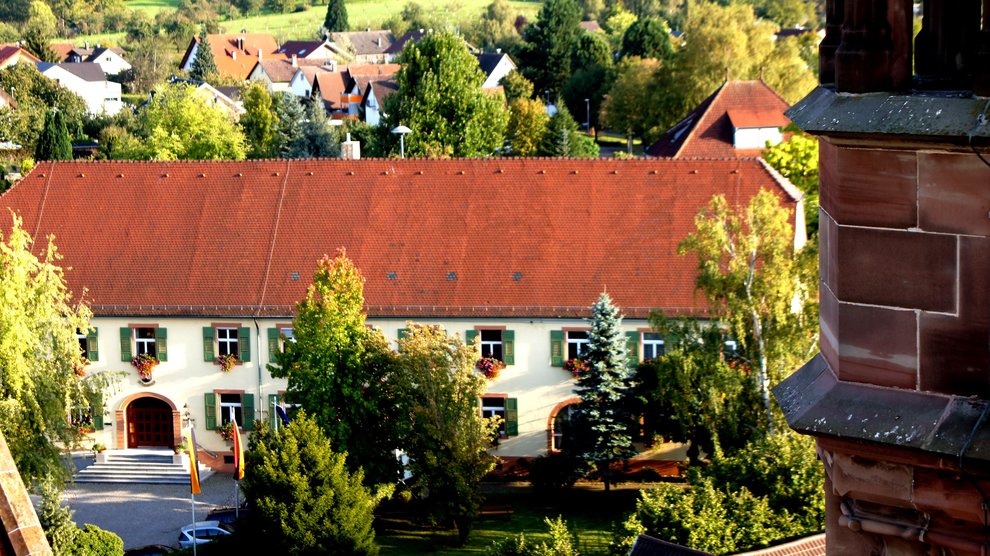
481, 396, 507, 437
724, 339, 739, 359
217, 327, 239, 357
480, 329, 503, 360
134, 327, 157, 357
219, 393, 243, 427
642, 332, 665, 360
280, 327, 295, 346
551, 404, 578, 451
566, 331, 589, 360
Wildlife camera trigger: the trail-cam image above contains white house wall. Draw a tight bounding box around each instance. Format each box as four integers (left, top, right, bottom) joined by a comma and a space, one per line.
42, 66, 122, 116
84, 315, 651, 457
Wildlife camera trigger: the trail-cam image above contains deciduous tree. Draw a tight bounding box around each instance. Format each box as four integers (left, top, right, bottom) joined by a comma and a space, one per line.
506, 97, 549, 156
240, 82, 276, 158
678, 190, 817, 430
395, 324, 498, 543
269, 252, 403, 487
600, 56, 663, 147
763, 132, 819, 235
383, 30, 508, 157
573, 293, 636, 491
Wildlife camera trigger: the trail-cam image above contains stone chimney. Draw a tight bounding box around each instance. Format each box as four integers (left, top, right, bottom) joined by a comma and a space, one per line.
377, 37, 382, 47
232, 50, 236, 61
341, 132, 360, 160
291, 54, 297, 67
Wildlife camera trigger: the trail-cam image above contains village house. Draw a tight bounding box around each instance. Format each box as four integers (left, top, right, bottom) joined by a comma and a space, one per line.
50, 42, 131, 76
180, 33, 285, 81
0, 158, 801, 471
36, 62, 122, 116
645, 79, 791, 158
0, 45, 40, 69
329, 30, 396, 64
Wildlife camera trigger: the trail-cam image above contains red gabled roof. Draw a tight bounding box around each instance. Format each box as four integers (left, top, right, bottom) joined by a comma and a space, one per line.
0, 45, 40, 67
181, 34, 286, 81
734, 534, 825, 556
0, 158, 799, 319
646, 80, 791, 159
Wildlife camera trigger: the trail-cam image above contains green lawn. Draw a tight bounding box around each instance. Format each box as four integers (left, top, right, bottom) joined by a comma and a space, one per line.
376, 484, 646, 555
125, 0, 179, 16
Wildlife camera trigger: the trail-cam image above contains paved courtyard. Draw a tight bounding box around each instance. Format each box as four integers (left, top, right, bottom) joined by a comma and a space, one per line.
61, 467, 240, 549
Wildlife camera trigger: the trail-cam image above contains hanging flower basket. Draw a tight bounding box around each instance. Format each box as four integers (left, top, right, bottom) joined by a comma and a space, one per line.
216, 353, 237, 372
564, 358, 590, 377
74, 357, 90, 377
216, 422, 236, 443
476, 357, 506, 380
131, 353, 158, 382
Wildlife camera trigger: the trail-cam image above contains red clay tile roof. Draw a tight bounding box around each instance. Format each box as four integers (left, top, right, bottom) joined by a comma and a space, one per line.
646, 80, 790, 159
257, 58, 331, 84
0, 158, 799, 319
734, 534, 825, 556
727, 109, 790, 129
181, 34, 286, 81
0, 45, 40, 67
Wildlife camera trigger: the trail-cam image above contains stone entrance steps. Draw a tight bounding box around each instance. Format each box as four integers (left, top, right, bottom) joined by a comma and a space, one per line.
74, 448, 214, 485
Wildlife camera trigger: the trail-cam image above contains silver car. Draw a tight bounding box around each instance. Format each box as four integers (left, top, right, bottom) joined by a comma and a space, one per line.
177, 521, 232, 548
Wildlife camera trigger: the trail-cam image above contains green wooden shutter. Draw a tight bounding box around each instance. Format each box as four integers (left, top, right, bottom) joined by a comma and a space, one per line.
239, 327, 251, 362
204, 393, 217, 430
465, 329, 478, 347
86, 328, 99, 362
267, 328, 279, 360
155, 327, 168, 362
268, 394, 280, 429
119, 327, 131, 362
242, 394, 255, 430
550, 330, 564, 367
91, 391, 104, 429
398, 328, 409, 340
203, 327, 215, 362
626, 331, 640, 368
503, 330, 515, 365
506, 398, 518, 436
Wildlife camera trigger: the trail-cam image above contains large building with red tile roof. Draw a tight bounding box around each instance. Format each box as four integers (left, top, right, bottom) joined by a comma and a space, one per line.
645, 80, 791, 159
0, 158, 802, 464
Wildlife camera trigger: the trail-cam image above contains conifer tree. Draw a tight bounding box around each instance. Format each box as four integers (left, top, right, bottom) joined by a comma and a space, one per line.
573, 292, 636, 491
323, 0, 349, 33
189, 32, 218, 83
34, 109, 72, 161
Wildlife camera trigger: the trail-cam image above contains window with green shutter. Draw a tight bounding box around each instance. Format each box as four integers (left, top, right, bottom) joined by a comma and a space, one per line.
550, 330, 564, 367
155, 328, 168, 362
119, 327, 132, 362
85, 328, 99, 362
241, 394, 254, 430
203, 327, 215, 362
503, 330, 515, 365
204, 392, 217, 430
626, 331, 640, 368
238, 327, 251, 362
505, 397, 518, 436
267, 328, 279, 361
91, 391, 104, 429
465, 329, 478, 347
481, 396, 517, 438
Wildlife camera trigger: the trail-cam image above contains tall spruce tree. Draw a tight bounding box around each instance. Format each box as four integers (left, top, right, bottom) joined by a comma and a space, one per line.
323, 0, 349, 33
573, 292, 636, 491
34, 109, 72, 161
189, 32, 218, 83
272, 92, 307, 158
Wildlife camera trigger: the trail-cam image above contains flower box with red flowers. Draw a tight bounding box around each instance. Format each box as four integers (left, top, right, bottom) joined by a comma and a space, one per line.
131, 353, 159, 381
216, 353, 237, 372
476, 357, 506, 380
564, 358, 590, 377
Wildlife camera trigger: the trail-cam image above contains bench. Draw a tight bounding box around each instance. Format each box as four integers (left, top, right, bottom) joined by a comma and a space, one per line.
478, 504, 514, 521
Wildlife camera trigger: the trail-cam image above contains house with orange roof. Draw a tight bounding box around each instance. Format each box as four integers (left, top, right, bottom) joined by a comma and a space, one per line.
311, 63, 400, 118
248, 57, 336, 96
0, 158, 802, 468
645, 80, 791, 158
179, 33, 286, 81
0, 45, 40, 69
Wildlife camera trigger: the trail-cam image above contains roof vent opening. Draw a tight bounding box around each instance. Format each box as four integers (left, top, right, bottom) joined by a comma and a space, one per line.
291, 272, 300, 281
512, 272, 522, 281
387, 271, 397, 281
446, 272, 457, 281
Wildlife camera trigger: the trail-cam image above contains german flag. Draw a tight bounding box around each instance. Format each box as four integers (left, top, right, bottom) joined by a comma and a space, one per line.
186, 428, 201, 495
232, 418, 244, 481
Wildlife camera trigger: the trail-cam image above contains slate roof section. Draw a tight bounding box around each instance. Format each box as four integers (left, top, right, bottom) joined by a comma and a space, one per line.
37, 62, 107, 82
276, 40, 329, 58
386, 29, 428, 55
331, 31, 396, 56
735, 534, 826, 556
645, 80, 791, 159
0, 158, 800, 319
257, 58, 331, 83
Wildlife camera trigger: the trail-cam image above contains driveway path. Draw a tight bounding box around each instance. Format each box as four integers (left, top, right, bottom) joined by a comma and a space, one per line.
62, 473, 239, 549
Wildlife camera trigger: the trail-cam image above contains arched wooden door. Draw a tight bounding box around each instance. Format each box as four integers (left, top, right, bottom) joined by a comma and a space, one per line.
126, 397, 174, 448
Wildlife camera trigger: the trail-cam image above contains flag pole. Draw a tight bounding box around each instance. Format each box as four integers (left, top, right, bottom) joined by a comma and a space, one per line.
190, 491, 197, 556
186, 427, 202, 556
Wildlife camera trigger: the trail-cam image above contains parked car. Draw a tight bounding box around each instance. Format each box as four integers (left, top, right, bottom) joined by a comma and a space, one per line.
177, 521, 232, 548
206, 505, 250, 525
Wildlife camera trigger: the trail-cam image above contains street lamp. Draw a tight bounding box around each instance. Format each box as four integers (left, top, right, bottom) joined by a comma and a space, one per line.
584, 98, 590, 131
391, 125, 411, 158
